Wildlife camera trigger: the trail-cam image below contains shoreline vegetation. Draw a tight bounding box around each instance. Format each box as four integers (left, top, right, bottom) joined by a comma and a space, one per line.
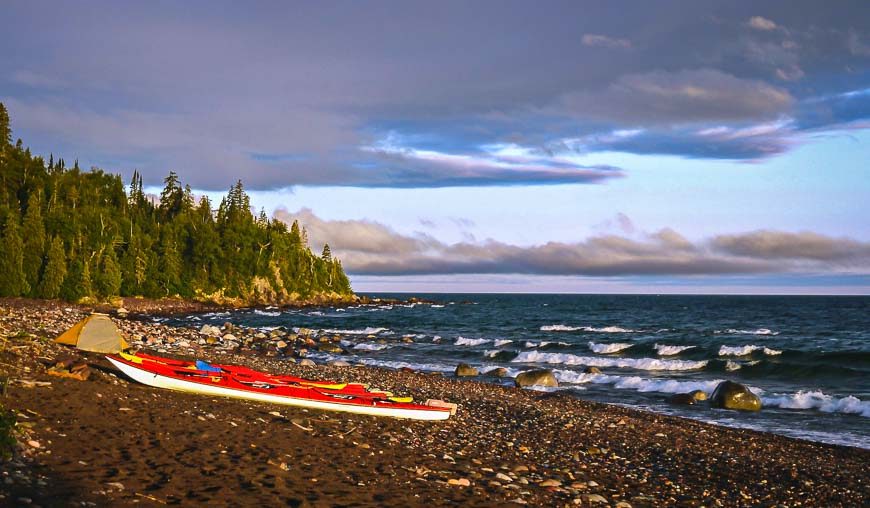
0, 102, 354, 309
2, 298, 868, 507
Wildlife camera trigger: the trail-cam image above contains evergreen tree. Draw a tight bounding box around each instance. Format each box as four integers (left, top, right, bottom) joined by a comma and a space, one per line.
22, 197, 46, 294
0, 102, 10, 148
321, 244, 332, 262
38, 236, 66, 299
0, 211, 29, 296
96, 247, 122, 298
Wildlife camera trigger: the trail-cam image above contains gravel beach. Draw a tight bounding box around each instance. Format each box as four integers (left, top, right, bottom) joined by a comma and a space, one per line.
1, 298, 867, 507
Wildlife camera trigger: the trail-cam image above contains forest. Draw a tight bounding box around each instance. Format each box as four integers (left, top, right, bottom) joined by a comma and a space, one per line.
0, 102, 353, 304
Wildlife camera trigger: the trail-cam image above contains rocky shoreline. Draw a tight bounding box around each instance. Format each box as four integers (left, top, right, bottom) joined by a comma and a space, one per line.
1, 298, 868, 507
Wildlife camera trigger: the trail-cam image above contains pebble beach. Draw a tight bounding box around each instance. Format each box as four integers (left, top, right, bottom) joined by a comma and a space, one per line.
1, 298, 868, 507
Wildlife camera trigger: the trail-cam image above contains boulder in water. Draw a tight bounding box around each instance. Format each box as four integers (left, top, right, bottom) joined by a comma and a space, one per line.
515, 369, 558, 387
317, 343, 343, 353
584, 366, 602, 374
455, 363, 478, 377
483, 367, 508, 378
667, 393, 698, 405
689, 389, 707, 401
710, 380, 762, 411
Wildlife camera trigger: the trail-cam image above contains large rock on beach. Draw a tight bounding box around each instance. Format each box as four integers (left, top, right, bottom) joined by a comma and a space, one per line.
710, 380, 762, 411
515, 369, 558, 388
317, 343, 343, 353
483, 367, 508, 378
455, 363, 478, 377
667, 393, 698, 405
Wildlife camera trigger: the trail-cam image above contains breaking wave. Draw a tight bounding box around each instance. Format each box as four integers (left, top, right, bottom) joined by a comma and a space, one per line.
455, 337, 490, 346
513, 351, 708, 371
654, 344, 696, 356
540, 324, 637, 333
319, 327, 389, 335
353, 343, 392, 351
588, 342, 634, 354
762, 391, 870, 417
556, 370, 723, 395
717, 328, 779, 336
718, 345, 783, 356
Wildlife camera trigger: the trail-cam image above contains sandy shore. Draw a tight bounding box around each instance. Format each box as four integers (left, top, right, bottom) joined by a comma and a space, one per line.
1, 298, 867, 507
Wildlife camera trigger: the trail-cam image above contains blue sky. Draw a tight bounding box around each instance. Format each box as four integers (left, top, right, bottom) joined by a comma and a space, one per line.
2, 1, 869, 293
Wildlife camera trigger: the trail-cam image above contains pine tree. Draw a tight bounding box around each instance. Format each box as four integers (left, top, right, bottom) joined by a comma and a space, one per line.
96, 247, 122, 298
22, 197, 46, 294
0, 211, 29, 296
321, 244, 332, 262
0, 102, 11, 148
38, 236, 66, 299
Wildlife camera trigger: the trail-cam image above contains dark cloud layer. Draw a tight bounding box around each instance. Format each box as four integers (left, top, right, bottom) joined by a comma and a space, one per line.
276, 209, 870, 277
1, 1, 869, 189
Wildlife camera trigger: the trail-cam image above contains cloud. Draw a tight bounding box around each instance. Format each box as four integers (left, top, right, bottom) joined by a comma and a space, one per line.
581, 34, 631, 49
747, 16, 778, 31
555, 69, 794, 125
275, 209, 870, 277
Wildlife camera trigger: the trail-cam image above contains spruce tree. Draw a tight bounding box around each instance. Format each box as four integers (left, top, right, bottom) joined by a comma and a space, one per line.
96, 247, 122, 298
22, 198, 46, 294
0, 211, 29, 296
39, 236, 66, 299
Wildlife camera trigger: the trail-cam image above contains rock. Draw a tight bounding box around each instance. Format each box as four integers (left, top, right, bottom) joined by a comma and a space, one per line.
667, 393, 698, 405
496, 472, 513, 482
540, 478, 562, 487
317, 343, 342, 353
455, 363, 479, 377
615, 502, 633, 508
515, 369, 558, 387
298, 359, 316, 367
27, 440, 40, 449
483, 367, 508, 378
222, 333, 237, 342
447, 478, 471, 487
710, 380, 762, 411
582, 493, 609, 504
583, 366, 602, 374
276, 340, 288, 349
199, 325, 221, 336
115, 308, 129, 317
689, 389, 707, 401
206, 336, 219, 345
401, 336, 414, 343
328, 360, 350, 367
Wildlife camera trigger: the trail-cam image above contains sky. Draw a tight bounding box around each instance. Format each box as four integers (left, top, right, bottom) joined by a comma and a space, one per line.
2, 1, 869, 294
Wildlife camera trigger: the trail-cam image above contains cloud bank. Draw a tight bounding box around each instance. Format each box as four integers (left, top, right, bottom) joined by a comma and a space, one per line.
276, 209, 870, 277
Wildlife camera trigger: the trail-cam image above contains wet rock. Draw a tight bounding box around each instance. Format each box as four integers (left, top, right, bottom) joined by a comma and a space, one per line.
199, 325, 221, 336
688, 389, 707, 401
447, 478, 471, 487
710, 380, 762, 411
455, 363, 478, 377
328, 360, 350, 367
483, 367, 508, 378
540, 478, 562, 487
317, 343, 342, 353
582, 493, 609, 504
515, 369, 558, 388
298, 359, 316, 367
222, 333, 237, 342
584, 366, 602, 374
667, 393, 698, 406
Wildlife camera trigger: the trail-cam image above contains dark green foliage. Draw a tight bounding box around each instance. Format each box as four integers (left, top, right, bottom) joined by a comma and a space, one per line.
0, 404, 18, 460
0, 102, 353, 302
39, 236, 66, 298
0, 210, 29, 296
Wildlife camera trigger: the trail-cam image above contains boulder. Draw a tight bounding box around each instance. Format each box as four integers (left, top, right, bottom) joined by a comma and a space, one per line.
710, 380, 762, 411
298, 359, 316, 367
688, 389, 707, 401
317, 343, 343, 353
515, 369, 558, 388
328, 360, 350, 367
483, 367, 508, 378
666, 393, 698, 405
455, 363, 478, 377
584, 366, 602, 374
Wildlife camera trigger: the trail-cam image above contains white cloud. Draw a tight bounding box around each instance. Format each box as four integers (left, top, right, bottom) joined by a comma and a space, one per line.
582, 34, 631, 49
747, 16, 778, 31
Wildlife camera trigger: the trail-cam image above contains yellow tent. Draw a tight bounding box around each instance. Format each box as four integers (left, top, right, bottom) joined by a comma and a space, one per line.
55, 313, 130, 353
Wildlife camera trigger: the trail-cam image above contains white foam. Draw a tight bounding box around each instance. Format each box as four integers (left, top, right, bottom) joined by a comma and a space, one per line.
540, 324, 637, 333
253, 310, 281, 317
431, 304, 445, 308
494, 339, 513, 347
763, 391, 870, 417
354, 357, 455, 373
588, 342, 633, 354
718, 328, 779, 336
718, 345, 783, 356
455, 337, 490, 346
654, 344, 696, 356
513, 351, 707, 371
725, 360, 742, 371
320, 327, 389, 335
353, 343, 392, 351
555, 369, 722, 395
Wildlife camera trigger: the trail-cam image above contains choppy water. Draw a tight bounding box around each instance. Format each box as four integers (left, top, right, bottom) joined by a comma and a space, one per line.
163, 294, 870, 449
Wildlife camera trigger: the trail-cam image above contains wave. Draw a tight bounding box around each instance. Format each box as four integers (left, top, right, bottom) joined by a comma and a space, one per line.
555, 369, 723, 395
523, 340, 570, 348
654, 344, 696, 356
430, 304, 445, 308
353, 343, 392, 351
320, 327, 389, 335
253, 309, 281, 317
588, 342, 633, 354
716, 328, 779, 336
455, 337, 490, 346
540, 324, 637, 333
353, 357, 456, 373
762, 390, 870, 417
513, 351, 708, 371
493, 339, 513, 347
718, 345, 783, 356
